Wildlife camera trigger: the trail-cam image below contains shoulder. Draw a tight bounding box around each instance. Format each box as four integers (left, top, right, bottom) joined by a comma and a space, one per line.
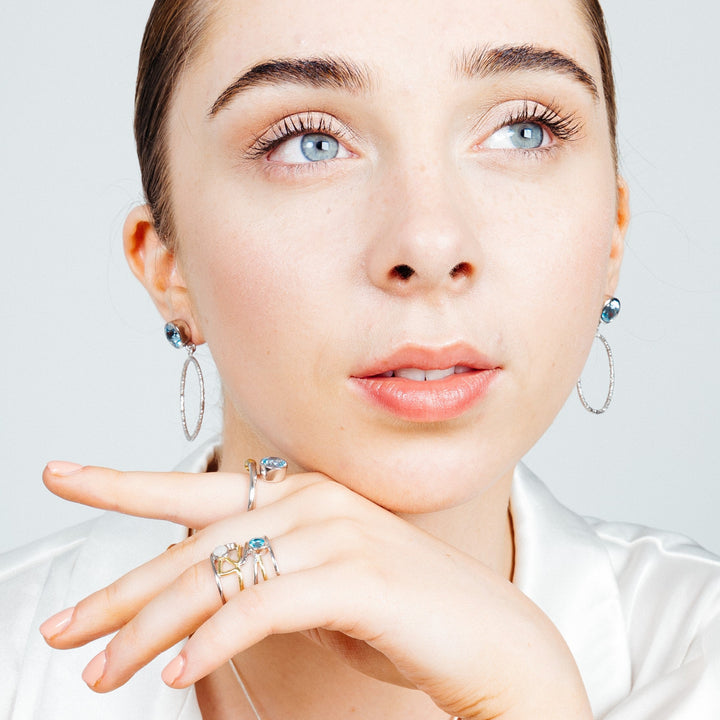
512, 464, 720, 717
588, 516, 720, 671
0, 519, 99, 716
0, 514, 189, 718
588, 515, 720, 603
0, 518, 100, 638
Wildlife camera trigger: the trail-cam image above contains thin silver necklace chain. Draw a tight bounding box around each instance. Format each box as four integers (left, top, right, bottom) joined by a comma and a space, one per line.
228, 660, 263, 720
228, 660, 461, 720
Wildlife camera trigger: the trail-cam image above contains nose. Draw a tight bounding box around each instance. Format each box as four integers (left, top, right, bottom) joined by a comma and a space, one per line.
365, 164, 479, 297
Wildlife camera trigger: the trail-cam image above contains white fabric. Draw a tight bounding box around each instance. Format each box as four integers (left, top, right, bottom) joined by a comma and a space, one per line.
2, 440, 719, 718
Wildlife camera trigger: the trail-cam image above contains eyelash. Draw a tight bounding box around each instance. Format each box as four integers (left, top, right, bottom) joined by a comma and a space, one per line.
245, 101, 582, 162
498, 100, 582, 144
246, 112, 351, 159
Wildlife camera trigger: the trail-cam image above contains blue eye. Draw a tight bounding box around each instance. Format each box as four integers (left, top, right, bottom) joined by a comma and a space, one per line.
485, 122, 547, 150
301, 134, 339, 161
269, 131, 351, 164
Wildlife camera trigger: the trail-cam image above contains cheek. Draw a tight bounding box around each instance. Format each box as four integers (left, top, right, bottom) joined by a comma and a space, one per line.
490, 164, 617, 403
174, 190, 353, 431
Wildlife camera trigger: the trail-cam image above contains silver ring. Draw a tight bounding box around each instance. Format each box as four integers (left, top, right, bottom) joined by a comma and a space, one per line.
244, 457, 288, 511
243, 536, 280, 585
210, 542, 245, 603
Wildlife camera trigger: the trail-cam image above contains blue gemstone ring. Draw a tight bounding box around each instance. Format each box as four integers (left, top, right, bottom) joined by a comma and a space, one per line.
244, 457, 288, 512
243, 535, 281, 585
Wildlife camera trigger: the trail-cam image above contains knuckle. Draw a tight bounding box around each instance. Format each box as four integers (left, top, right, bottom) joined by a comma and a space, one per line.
323, 516, 366, 550
100, 468, 126, 512
237, 589, 274, 635
76, 579, 125, 627
165, 533, 196, 563
302, 479, 355, 515
181, 560, 210, 595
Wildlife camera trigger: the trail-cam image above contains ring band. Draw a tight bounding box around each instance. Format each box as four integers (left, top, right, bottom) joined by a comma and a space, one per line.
210, 542, 245, 603
243, 536, 280, 585
244, 457, 288, 511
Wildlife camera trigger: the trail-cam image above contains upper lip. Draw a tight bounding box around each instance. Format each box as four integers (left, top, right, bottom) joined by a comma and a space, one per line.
351, 342, 501, 378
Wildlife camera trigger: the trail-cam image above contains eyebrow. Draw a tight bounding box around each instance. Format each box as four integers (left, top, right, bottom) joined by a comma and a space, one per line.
455, 44, 599, 99
208, 57, 373, 117
208, 43, 599, 119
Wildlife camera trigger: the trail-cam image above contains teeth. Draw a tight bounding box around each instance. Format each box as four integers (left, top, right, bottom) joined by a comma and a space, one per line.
389, 366, 465, 381
425, 367, 456, 381
395, 368, 427, 381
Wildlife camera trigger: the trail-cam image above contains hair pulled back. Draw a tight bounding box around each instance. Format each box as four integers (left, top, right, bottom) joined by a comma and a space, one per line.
134, 0, 617, 246
134, 0, 214, 247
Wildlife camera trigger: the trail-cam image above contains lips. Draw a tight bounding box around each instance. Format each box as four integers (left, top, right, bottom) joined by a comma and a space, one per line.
349, 344, 500, 422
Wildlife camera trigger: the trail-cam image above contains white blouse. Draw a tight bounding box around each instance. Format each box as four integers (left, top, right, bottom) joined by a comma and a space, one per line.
2, 440, 719, 719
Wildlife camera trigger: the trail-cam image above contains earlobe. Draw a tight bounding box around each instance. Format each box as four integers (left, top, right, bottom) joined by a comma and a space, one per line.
122, 205, 204, 344
605, 176, 629, 296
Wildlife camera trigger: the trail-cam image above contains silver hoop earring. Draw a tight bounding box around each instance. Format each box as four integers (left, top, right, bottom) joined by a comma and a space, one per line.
576, 298, 620, 415
165, 320, 205, 441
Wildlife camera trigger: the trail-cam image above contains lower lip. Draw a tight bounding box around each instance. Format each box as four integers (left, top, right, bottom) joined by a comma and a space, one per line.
349, 369, 500, 422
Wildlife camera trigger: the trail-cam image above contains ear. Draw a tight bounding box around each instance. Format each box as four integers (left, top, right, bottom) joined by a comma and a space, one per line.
605, 176, 629, 297
123, 205, 205, 344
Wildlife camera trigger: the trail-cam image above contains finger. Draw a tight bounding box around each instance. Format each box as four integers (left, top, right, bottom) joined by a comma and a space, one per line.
42, 535, 202, 650
82, 559, 221, 692
164, 564, 368, 688
43, 463, 323, 528
41, 486, 342, 650
80, 525, 338, 692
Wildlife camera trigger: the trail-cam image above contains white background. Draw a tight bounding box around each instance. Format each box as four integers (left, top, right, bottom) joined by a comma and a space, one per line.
1, 1, 718, 554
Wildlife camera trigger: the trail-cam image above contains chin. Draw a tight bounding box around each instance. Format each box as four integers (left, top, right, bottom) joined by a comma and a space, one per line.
311, 435, 517, 515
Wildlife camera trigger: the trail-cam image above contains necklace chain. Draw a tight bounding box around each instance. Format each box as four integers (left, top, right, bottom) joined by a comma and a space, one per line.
228, 660, 263, 720
228, 661, 461, 720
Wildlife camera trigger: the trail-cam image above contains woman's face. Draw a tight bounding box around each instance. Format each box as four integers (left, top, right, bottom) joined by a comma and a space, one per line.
163, 0, 625, 511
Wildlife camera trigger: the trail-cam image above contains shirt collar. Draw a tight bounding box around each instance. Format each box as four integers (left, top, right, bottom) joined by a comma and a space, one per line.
511, 462, 632, 716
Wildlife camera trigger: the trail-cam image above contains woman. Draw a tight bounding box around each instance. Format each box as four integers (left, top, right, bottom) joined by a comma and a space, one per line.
3, 0, 719, 718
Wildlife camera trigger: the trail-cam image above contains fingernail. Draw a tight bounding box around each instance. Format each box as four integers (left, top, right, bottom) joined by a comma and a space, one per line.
46, 461, 84, 477
162, 654, 186, 687
39, 607, 74, 641
82, 650, 107, 689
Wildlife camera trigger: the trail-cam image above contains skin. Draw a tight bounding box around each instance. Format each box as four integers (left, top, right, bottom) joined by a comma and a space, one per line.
39, 0, 629, 717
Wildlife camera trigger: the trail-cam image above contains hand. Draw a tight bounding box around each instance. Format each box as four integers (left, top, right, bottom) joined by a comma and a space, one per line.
40, 463, 592, 719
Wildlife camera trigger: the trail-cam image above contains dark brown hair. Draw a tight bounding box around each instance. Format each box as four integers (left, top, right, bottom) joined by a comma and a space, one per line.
134, 0, 617, 246
576, 0, 617, 162
134, 0, 215, 246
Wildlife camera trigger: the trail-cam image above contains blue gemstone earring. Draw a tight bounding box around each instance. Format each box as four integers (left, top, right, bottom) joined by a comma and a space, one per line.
576, 297, 620, 415
165, 320, 205, 441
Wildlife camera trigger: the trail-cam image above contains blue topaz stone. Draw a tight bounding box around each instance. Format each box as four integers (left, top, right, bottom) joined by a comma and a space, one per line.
165, 320, 191, 348
260, 456, 288, 483
601, 298, 621, 324
261, 457, 287, 470
248, 537, 267, 551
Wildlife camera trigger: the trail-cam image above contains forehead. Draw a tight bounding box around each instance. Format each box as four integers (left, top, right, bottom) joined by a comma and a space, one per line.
193, 0, 599, 98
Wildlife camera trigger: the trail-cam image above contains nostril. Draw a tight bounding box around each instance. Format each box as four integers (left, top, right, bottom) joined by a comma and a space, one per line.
391, 264, 415, 280
450, 262, 472, 279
